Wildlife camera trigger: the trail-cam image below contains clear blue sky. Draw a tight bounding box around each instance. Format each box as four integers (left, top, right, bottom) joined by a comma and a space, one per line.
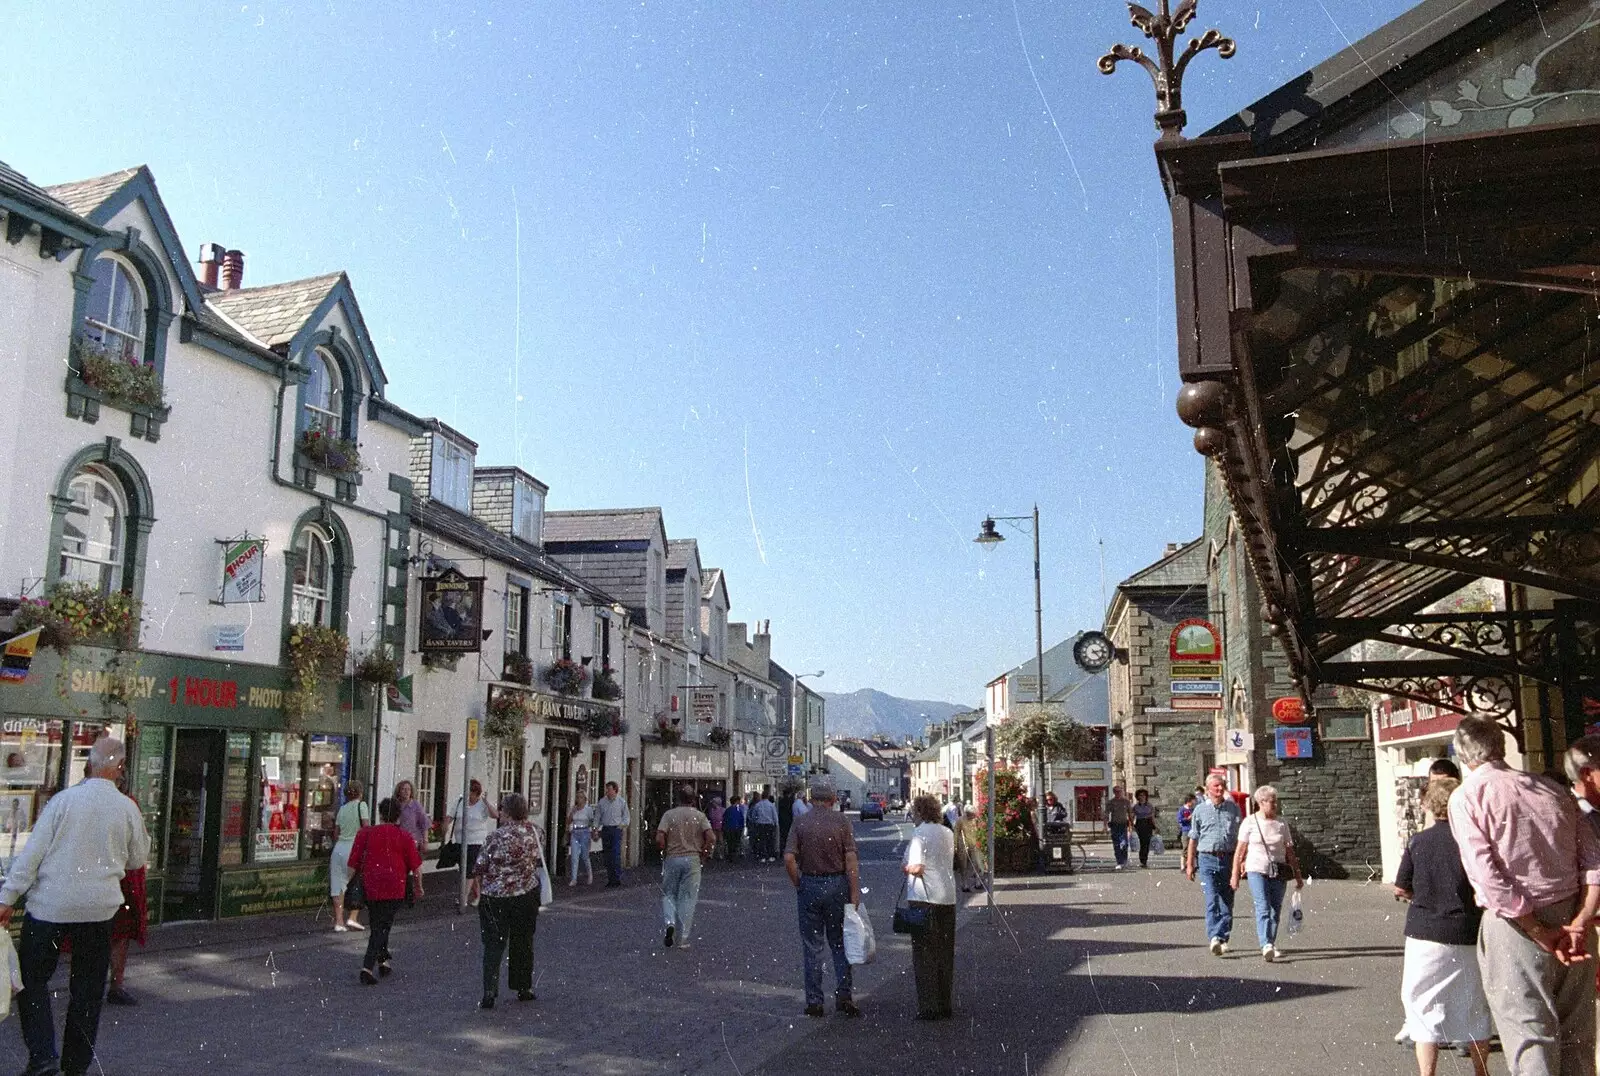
3, 1, 1411, 705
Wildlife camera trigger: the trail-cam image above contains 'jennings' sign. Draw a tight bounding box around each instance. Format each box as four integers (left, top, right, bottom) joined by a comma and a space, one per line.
419, 568, 484, 653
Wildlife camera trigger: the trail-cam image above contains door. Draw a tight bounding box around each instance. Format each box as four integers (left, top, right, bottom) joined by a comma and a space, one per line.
164, 729, 224, 921
545, 749, 571, 880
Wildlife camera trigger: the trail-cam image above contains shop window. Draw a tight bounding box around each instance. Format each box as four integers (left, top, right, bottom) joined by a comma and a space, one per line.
305, 736, 350, 858
59, 468, 126, 594
303, 349, 343, 438
131, 726, 171, 868
220, 732, 250, 866
0, 720, 116, 865
291, 524, 334, 627
1320, 710, 1370, 741
82, 255, 146, 364
255, 733, 305, 862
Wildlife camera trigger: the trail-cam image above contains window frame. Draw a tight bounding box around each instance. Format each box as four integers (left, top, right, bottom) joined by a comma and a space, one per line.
81, 255, 146, 364
505, 582, 529, 658
46, 446, 155, 606
58, 467, 127, 595
303, 348, 344, 438
431, 435, 474, 513
290, 524, 335, 628
512, 479, 543, 545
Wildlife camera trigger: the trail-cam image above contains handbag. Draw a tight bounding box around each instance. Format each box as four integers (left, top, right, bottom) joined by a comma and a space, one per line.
344, 872, 366, 912
891, 877, 931, 936
405, 872, 417, 907
1255, 814, 1282, 880
436, 843, 463, 870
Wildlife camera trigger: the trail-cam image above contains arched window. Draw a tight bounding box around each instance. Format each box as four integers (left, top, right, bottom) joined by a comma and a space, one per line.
58, 467, 126, 594
304, 349, 343, 438
291, 525, 334, 626
82, 256, 146, 364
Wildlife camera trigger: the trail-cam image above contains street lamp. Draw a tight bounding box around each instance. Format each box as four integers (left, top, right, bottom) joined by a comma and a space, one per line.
974, 507, 1045, 913
791, 671, 824, 778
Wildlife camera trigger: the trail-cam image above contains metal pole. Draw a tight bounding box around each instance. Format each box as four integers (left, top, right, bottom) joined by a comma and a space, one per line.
986, 724, 996, 914
458, 724, 471, 914
1033, 506, 1046, 863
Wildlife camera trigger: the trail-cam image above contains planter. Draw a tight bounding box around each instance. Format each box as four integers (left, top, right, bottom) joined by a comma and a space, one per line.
993, 837, 1038, 875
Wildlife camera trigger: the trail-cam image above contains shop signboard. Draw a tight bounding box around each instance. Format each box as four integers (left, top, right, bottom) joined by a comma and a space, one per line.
1169, 619, 1222, 662
1275, 728, 1313, 760
1171, 680, 1224, 695
217, 863, 328, 918
1171, 697, 1223, 710
691, 688, 718, 723
1223, 729, 1254, 752
1375, 696, 1464, 744
418, 568, 485, 653
216, 537, 267, 605
645, 745, 730, 780
1272, 697, 1308, 725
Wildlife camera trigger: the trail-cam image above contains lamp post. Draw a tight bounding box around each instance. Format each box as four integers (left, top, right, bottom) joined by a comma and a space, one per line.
790, 671, 824, 780
975, 507, 1045, 912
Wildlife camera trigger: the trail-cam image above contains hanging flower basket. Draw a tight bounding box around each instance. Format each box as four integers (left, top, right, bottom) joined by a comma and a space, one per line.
12, 584, 140, 653
654, 714, 682, 746
502, 651, 534, 685
297, 428, 362, 475
591, 667, 622, 701
485, 689, 530, 741
582, 710, 626, 739
284, 625, 348, 731
707, 726, 732, 748
74, 338, 165, 408
353, 648, 399, 685
543, 658, 590, 697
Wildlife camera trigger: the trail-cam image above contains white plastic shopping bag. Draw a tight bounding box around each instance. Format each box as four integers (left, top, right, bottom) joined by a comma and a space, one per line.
0, 927, 19, 1019
1151, 834, 1165, 856
1287, 888, 1304, 938
843, 901, 877, 965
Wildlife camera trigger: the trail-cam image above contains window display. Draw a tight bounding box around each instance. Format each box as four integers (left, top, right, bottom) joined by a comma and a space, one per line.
304, 735, 349, 857
219, 732, 250, 867
0, 718, 119, 868
254, 733, 304, 862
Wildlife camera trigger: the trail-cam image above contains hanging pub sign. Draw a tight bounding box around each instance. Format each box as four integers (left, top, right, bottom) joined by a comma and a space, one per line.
216, 536, 267, 605
691, 688, 718, 723
419, 568, 484, 653
1169, 618, 1222, 662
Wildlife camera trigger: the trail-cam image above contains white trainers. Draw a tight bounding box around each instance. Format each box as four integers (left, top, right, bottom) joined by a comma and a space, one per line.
1209, 938, 1224, 956
1262, 945, 1276, 962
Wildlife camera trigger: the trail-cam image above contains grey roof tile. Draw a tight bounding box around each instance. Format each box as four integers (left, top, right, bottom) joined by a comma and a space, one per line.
43, 167, 141, 217
666, 538, 699, 571
206, 272, 345, 348
543, 508, 663, 545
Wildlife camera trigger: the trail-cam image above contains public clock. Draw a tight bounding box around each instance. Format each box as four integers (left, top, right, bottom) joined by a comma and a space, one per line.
1073, 631, 1116, 674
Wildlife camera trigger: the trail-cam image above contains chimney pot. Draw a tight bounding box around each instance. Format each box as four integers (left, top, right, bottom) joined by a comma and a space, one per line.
220, 249, 245, 290
198, 243, 225, 289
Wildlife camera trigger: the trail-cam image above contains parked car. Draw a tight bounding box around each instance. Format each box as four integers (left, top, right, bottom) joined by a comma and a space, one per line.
888, 796, 905, 813
859, 796, 886, 821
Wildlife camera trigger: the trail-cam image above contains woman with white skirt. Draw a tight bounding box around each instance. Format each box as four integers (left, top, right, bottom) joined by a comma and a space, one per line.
329, 779, 370, 932
1393, 777, 1491, 1076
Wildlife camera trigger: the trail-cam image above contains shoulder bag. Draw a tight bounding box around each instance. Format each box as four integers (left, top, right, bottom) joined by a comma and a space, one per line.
892, 838, 931, 936
1254, 814, 1281, 880
435, 799, 464, 870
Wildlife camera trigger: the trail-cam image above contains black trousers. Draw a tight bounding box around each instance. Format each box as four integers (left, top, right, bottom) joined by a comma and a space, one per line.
479, 891, 540, 995
910, 902, 957, 1018
724, 827, 744, 861
364, 900, 402, 971
18, 914, 113, 1074
1135, 820, 1156, 866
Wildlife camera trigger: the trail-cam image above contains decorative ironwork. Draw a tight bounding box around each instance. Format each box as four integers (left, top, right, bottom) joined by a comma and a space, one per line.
1098, 0, 1236, 140
1334, 674, 1517, 721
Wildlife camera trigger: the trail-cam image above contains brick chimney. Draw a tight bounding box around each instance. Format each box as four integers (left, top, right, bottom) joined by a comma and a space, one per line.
197, 243, 224, 289
219, 249, 245, 290
753, 620, 772, 667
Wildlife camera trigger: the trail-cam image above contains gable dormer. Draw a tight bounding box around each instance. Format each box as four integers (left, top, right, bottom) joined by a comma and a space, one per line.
407, 420, 477, 514
472, 466, 547, 546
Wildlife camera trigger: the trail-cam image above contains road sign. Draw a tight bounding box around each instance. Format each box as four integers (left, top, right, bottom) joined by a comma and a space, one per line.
763, 759, 787, 778
765, 737, 788, 759
787, 764, 804, 777
1171, 680, 1224, 694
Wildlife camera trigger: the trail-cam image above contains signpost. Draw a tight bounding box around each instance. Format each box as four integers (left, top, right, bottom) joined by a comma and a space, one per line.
1169, 618, 1224, 711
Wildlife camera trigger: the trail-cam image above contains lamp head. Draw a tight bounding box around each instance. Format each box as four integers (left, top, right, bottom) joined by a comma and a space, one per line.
974, 518, 1005, 545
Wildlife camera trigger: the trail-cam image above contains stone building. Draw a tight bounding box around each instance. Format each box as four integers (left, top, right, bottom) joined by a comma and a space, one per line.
1103, 537, 1210, 839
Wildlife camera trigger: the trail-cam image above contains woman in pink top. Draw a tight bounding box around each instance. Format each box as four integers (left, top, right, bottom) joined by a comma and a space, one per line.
393, 780, 431, 855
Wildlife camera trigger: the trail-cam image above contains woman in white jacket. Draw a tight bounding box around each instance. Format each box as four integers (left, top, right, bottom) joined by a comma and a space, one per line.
904, 794, 958, 1020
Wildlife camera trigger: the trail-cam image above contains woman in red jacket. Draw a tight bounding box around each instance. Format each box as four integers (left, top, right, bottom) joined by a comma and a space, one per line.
348, 797, 424, 984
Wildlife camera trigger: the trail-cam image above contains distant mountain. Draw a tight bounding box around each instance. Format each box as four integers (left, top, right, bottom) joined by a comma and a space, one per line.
819, 689, 975, 742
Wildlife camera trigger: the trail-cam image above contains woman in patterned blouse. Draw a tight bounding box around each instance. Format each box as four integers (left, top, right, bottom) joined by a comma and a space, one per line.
469, 792, 545, 1008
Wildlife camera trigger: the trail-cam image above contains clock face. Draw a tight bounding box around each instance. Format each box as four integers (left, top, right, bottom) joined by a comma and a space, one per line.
1074, 632, 1115, 674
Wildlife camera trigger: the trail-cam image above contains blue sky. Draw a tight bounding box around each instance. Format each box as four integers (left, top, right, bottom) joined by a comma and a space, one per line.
3, 0, 1411, 705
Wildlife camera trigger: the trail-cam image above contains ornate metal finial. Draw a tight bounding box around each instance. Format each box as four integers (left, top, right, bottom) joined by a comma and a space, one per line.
1098, 0, 1235, 140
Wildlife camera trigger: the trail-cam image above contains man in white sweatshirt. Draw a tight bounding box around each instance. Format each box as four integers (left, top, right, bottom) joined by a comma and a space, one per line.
0, 736, 149, 1076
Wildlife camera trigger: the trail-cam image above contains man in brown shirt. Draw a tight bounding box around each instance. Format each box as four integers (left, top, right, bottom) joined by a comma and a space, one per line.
784, 776, 862, 1018
656, 786, 714, 949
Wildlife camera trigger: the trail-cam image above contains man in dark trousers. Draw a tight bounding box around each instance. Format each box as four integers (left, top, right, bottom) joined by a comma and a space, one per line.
784, 776, 862, 1019
778, 787, 796, 858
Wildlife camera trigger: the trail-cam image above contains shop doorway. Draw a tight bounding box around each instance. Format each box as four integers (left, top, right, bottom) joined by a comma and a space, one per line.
545, 748, 571, 880
164, 729, 224, 921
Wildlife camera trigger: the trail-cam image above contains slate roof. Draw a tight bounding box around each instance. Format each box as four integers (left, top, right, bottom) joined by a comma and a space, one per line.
543, 508, 663, 545
826, 742, 895, 771
43, 167, 140, 218
701, 568, 727, 608
206, 272, 345, 348
0, 160, 71, 213
666, 539, 699, 572
411, 498, 610, 599
1118, 537, 1206, 591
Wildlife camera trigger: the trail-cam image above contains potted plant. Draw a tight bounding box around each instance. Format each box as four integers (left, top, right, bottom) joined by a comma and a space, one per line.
502, 650, 534, 685
543, 658, 590, 697
284, 625, 349, 732
296, 428, 363, 475
12, 583, 141, 653
583, 710, 626, 739
975, 767, 1038, 875
484, 688, 530, 742
707, 725, 732, 748
591, 665, 622, 701
353, 647, 399, 685
654, 713, 682, 746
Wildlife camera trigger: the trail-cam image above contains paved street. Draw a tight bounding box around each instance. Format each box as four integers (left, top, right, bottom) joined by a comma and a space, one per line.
2, 819, 1504, 1075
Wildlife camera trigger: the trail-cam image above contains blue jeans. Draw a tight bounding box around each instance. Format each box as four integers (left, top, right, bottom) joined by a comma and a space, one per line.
661, 855, 702, 939
569, 828, 592, 884
1197, 851, 1235, 942
797, 874, 853, 1007
17, 914, 112, 1074
602, 825, 624, 884
1110, 825, 1130, 866
1246, 872, 1288, 948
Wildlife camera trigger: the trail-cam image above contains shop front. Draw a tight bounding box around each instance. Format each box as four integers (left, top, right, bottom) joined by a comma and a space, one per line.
1048, 762, 1111, 826
0, 645, 367, 922
640, 740, 729, 865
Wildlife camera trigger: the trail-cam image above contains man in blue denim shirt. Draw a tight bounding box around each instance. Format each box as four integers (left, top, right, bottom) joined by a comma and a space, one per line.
1184, 774, 1242, 956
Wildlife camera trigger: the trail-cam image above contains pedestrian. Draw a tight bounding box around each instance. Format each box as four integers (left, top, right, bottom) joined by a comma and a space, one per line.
904, 794, 958, 1020
330, 779, 370, 932
958, 808, 986, 893
0, 737, 149, 1076
723, 795, 746, 862
1132, 789, 1159, 868
1229, 785, 1303, 961
943, 798, 963, 829
1184, 774, 1242, 956
792, 790, 811, 820
1042, 793, 1068, 825
596, 780, 631, 887
751, 792, 779, 863
1106, 785, 1133, 870
470, 792, 545, 1009
778, 787, 796, 857
707, 795, 725, 860
1428, 757, 1461, 783
783, 776, 861, 1018
567, 789, 595, 885
348, 797, 425, 985
1450, 716, 1600, 1076
103, 861, 147, 1007
453, 779, 501, 889
657, 786, 715, 948
1176, 793, 1197, 846
393, 779, 431, 857
1393, 777, 1492, 1076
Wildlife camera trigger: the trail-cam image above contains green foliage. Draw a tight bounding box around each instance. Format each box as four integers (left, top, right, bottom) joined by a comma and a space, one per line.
284, 625, 348, 731
485, 688, 530, 741
543, 658, 590, 696
591, 666, 622, 701
974, 766, 1035, 852
75, 338, 164, 408
297, 429, 362, 474
995, 709, 1098, 765
502, 650, 534, 685
353, 647, 399, 685
13, 584, 140, 653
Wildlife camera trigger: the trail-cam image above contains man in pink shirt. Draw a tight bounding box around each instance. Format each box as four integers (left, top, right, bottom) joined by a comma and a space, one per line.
1449, 717, 1600, 1076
